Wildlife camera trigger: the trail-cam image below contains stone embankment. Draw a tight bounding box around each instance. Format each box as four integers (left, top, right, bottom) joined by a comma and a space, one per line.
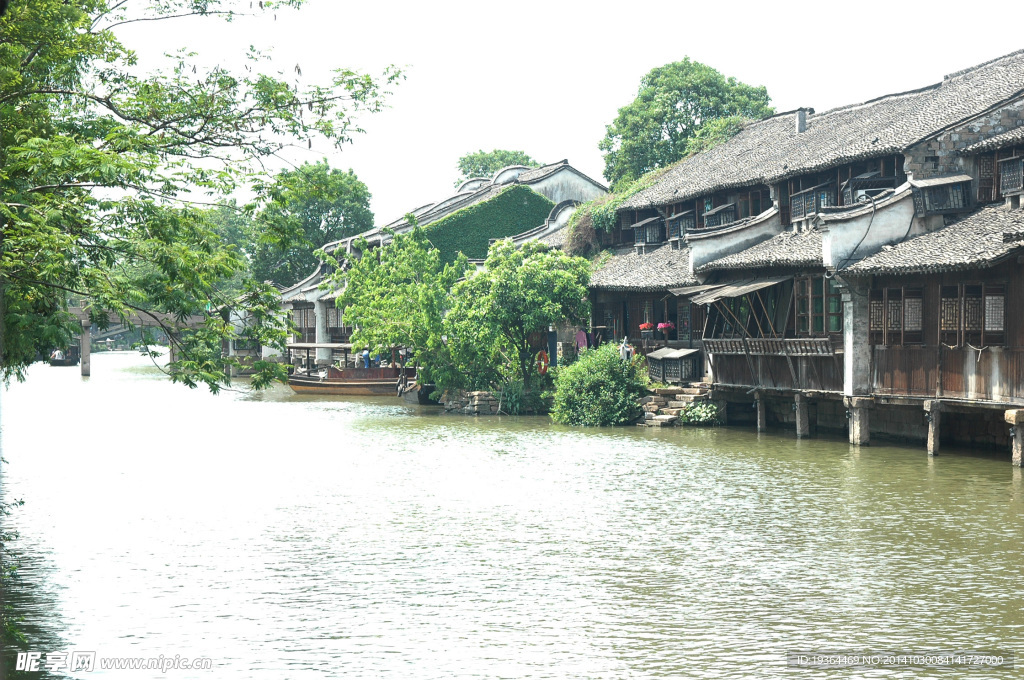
443, 390, 500, 415
636, 382, 712, 427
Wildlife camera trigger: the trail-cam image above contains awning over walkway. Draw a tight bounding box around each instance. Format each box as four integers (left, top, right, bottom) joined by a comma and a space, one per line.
645, 347, 700, 360
690, 275, 792, 305
668, 283, 726, 297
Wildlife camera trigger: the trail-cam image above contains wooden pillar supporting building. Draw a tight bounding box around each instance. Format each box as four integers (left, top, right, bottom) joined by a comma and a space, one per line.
846, 396, 872, 445
795, 393, 809, 438
1005, 409, 1024, 467
925, 400, 942, 456
755, 391, 767, 432
80, 321, 91, 377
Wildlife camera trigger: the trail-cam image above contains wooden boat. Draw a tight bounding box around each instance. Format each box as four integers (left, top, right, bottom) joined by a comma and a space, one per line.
288, 365, 415, 396
49, 345, 81, 367
286, 343, 414, 396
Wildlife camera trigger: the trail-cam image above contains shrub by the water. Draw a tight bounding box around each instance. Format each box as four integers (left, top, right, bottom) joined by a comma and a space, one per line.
551, 344, 645, 426
677, 401, 722, 425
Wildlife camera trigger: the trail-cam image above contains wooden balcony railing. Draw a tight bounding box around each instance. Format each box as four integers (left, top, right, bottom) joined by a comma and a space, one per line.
703, 337, 841, 392
704, 337, 836, 356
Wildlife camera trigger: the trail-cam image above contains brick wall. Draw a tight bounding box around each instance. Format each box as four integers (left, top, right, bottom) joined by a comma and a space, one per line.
905, 99, 1024, 179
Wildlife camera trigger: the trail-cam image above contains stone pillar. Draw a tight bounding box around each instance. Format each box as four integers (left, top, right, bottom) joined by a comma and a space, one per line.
168, 333, 180, 365
80, 321, 91, 377
846, 396, 873, 445
713, 398, 728, 426
755, 391, 767, 432
226, 336, 239, 378
842, 279, 872, 398
925, 400, 942, 456
795, 393, 809, 438
314, 299, 331, 365
1005, 409, 1024, 467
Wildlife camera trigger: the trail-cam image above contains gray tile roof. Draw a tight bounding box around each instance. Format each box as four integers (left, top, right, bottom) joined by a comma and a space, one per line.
622, 49, 1024, 211
961, 125, 1024, 153
698, 228, 823, 272
589, 244, 697, 291
844, 204, 1024, 275
537, 227, 568, 249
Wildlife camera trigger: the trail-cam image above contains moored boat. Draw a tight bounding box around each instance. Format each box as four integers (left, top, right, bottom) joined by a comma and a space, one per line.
285, 343, 414, 396
288, 365, 414, 396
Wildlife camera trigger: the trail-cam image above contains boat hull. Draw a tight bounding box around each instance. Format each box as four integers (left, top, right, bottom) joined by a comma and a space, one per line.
287, 376, 399, 396
286, 365, 414, 396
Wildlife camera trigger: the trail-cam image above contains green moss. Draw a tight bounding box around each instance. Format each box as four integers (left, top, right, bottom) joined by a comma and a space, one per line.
422, 185, 555, 263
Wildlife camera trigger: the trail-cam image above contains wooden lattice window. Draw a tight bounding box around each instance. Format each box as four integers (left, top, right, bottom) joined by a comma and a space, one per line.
999, 157, 1024, 196
868, 286, 922, 345
938, 283, 1005, 347
677, 303, 691, 343
796, 276, 841, 337
978, 154, 996, 202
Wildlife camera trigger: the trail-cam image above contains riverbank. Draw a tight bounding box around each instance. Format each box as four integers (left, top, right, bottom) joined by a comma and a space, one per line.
2, 351, 1022, 678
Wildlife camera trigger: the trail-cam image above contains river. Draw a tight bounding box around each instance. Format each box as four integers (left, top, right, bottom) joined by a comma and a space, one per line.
1, 351, 1021, 678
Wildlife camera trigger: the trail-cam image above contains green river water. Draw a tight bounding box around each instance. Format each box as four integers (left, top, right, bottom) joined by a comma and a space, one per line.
1, 351, 1021, 678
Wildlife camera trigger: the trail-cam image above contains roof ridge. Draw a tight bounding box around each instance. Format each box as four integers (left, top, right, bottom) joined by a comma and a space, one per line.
943, 47, 1024, 81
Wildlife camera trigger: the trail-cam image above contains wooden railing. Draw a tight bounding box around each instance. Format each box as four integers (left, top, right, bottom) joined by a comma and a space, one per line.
703, 337, 835, 356
871, 345, 1024, 402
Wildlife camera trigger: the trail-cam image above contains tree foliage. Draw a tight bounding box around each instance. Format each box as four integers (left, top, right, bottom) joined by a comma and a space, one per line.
0, 0, 400, 389
551, 343, 645, 426
598, 58, 772, 188
249, 161, 374, 287
441, 240, 590, 393
455, 149, 540, 186
327, 222, 466, 384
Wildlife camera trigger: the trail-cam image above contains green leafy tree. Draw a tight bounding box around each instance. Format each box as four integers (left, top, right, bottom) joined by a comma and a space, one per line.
598, 58, 773, 188
551, 343, 645, 426
0, 0, 400, 389
327, 220, 467, 383
442, 240, 590, 393
455, 149, 540, 186
250, 161, 374, 287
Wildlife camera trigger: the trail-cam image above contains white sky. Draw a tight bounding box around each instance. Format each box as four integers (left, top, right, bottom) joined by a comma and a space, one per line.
121, 0, 1024, 224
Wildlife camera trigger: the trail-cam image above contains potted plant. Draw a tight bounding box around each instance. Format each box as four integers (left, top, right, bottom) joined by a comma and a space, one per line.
657, 321, 675, 340
639, 322, 654, 339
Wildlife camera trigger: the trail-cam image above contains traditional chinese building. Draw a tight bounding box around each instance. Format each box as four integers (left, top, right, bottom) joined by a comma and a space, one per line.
588, 49, 1024, 462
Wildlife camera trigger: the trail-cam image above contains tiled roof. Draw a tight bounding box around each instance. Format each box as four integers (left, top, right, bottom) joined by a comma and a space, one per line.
961, 125, 1024, 153
844, 205, 1024, 275
537, 227, 568, 249
622, 49, 1024, 210
515, 160, 568, 183
589, 244, 697, 291
698, 228, 823, 272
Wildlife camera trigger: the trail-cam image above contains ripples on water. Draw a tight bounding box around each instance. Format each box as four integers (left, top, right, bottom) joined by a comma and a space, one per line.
1, 352, 1021, 678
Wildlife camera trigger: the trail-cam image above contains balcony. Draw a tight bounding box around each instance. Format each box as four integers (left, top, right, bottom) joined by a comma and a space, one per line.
703, 337, 842, 392
790, 182, 835, 221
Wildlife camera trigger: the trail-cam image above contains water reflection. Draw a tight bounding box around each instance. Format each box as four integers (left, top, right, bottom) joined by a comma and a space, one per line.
1, 352, 1021, 678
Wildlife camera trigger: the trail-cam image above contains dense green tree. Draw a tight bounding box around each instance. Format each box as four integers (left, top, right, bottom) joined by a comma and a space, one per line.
0, 0, 400, 389
442, 240, 590, 392
250, 161, 374, 287
598, 58, 773, 188
455, 149, 540, 186
327, 220, 466, 384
